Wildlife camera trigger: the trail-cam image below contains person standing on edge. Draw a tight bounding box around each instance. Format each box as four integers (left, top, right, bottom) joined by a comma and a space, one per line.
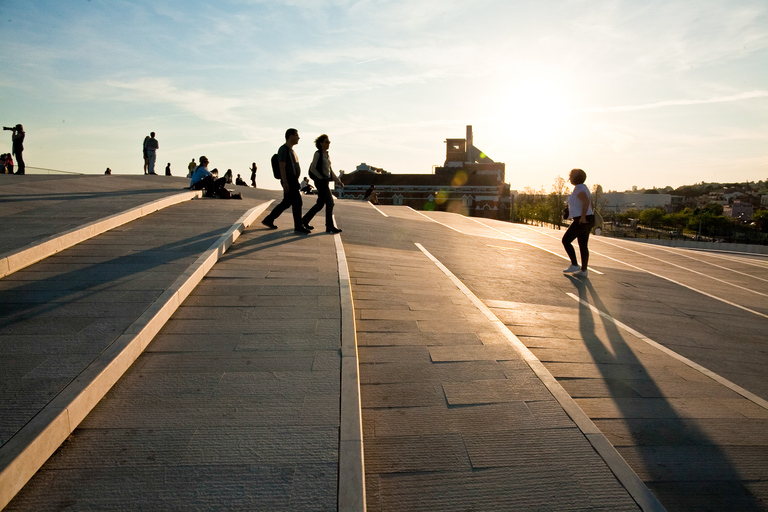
302, 134, 343, 233
250, 162, 257, 187
562, 168, 595, 278
261, 128, 309, 234
142, 135, 150, 174
146, 132, 159, 175
4, 124, 25, 175
187, 158, 197, 178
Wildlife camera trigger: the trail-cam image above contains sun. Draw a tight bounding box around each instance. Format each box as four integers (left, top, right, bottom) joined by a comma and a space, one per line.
494, 78, 569, 146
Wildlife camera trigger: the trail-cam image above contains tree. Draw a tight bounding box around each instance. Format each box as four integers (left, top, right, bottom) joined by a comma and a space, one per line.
551, 176, 567, 227
639, 208, 665, 228
591, 184, 607, 215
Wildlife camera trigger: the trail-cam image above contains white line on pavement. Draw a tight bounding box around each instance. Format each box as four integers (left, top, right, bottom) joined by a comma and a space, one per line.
566, 292, 768, 412
467, 218, 605, 275
368, 202, 388, 217
593, 237, 768, 297
414, 242, 664, 512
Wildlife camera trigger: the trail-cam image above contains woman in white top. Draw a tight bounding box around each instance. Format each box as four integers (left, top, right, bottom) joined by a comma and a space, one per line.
302, 134, 344, 233
562, 168, 595, 277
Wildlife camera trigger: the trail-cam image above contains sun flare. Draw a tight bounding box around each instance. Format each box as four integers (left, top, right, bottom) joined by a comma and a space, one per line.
494, 79, 569, 145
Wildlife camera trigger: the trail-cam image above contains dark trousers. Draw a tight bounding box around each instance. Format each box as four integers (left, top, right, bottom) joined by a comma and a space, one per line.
13, 151, 24, 175
303, 181, 335, 229
194, 175, 227, 197
265, 180, 303, 228
562, 215, 595, 269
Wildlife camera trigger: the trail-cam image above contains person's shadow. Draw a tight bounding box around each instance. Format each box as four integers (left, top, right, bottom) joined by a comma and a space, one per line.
566, 275, 763, 511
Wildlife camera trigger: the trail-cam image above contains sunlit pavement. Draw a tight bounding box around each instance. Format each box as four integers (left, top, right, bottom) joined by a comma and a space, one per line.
2, 176, 767, 511
349, 203, 768, 511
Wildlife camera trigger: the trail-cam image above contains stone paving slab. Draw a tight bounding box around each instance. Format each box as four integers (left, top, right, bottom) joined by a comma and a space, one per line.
343, 239, 641, 511
0, 175, 198, 256
0, 199, 259, 450
6, 215, 346, 511
489, 295, 768, 511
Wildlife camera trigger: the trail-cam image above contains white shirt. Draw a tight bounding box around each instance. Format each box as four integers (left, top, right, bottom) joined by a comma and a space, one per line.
568, 183, 593, 218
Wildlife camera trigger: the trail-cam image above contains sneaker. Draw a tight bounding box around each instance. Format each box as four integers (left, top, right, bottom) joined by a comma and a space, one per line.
294, 227, 311, 234
326, 227, 342, 234
261, 219, 277, 230
563, 264, 581, 273
574, 269, 589, 278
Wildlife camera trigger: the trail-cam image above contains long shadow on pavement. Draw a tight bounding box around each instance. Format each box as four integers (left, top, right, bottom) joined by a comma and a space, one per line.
0, 227, 229, 447
567, 276, 763, 511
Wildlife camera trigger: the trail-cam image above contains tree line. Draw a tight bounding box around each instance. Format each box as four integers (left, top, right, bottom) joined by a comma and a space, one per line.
514, 178, 768, 243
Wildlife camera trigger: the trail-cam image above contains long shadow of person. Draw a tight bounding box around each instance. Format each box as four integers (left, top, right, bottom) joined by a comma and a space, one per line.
566, 275, 764, 511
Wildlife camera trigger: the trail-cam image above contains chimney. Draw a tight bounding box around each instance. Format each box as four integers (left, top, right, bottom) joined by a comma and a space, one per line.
466, 125, 473, 163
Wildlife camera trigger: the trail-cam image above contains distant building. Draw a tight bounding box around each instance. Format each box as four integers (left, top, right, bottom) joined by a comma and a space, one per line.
339, 126, 512, 220
601, 192, 683, 213
723, 200, 753, 222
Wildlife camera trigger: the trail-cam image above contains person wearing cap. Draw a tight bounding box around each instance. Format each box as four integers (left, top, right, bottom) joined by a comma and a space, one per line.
190, 156, 227, 197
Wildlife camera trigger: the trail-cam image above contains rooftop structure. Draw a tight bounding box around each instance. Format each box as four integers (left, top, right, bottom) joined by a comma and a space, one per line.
339, 125, 511, 220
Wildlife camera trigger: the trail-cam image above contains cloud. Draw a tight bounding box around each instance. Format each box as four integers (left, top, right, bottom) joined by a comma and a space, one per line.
572, 90, 768, 113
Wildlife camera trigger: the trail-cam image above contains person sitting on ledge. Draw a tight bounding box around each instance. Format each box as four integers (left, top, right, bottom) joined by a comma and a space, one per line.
190, 156, 229, 198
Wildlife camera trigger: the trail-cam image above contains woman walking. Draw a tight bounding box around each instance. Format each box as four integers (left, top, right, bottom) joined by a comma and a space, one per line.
562, 168, 595, 278
302, 134, 344, 233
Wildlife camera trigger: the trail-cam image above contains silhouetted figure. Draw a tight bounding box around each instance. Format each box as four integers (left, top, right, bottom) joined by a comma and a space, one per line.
190, 156, 229, 198
236, 174, 247, 186
302, 133, 344, 233
250, 162, 257, 187
187, 158, 196, 178
261, 128, 308, 234
364, 185, 379, 204
223, 169, 233, 183
562, 168, 595, 278
105, 167, 112, 175
142, 135, 150, 174
4, 125, 25, 174
145, 132, 159, 174
165, 162, 172, 176
300, 177, 314, 194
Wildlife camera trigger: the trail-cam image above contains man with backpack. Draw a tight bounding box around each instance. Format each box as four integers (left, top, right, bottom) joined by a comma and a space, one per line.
261, 128, 310, 234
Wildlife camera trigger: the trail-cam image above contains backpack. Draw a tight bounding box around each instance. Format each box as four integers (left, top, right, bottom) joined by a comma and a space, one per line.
271, 153, 280, 179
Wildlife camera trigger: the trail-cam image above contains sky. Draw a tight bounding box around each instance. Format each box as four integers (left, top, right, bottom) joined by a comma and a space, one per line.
1, 0, 767, 192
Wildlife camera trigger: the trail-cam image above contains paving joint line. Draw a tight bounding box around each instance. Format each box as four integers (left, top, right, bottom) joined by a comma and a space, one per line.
0, 190, 203, 279
414, 242, 666, 512
0, 200, 272, 510
335, 234, 367, 512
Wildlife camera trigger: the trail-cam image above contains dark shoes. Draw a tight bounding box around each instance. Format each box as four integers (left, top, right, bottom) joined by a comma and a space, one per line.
261, 219, 278, 229
302, 223, 315, 231
326, 227, 342, 234
294, 226, 311, 234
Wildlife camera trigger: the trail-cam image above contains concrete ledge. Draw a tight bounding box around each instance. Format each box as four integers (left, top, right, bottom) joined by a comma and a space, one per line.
0, 190, 202, 279
0, 200, 272, 510
335, 235, 367, 512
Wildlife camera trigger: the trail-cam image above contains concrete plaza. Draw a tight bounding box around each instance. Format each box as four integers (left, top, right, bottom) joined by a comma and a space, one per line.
1, 175, 767, 511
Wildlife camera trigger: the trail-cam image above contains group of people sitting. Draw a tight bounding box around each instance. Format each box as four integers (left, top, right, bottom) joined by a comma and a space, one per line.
189, 156, 242, 199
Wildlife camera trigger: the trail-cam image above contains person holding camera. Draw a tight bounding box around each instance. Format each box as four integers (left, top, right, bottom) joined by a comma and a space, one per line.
4, 124, 24, 175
